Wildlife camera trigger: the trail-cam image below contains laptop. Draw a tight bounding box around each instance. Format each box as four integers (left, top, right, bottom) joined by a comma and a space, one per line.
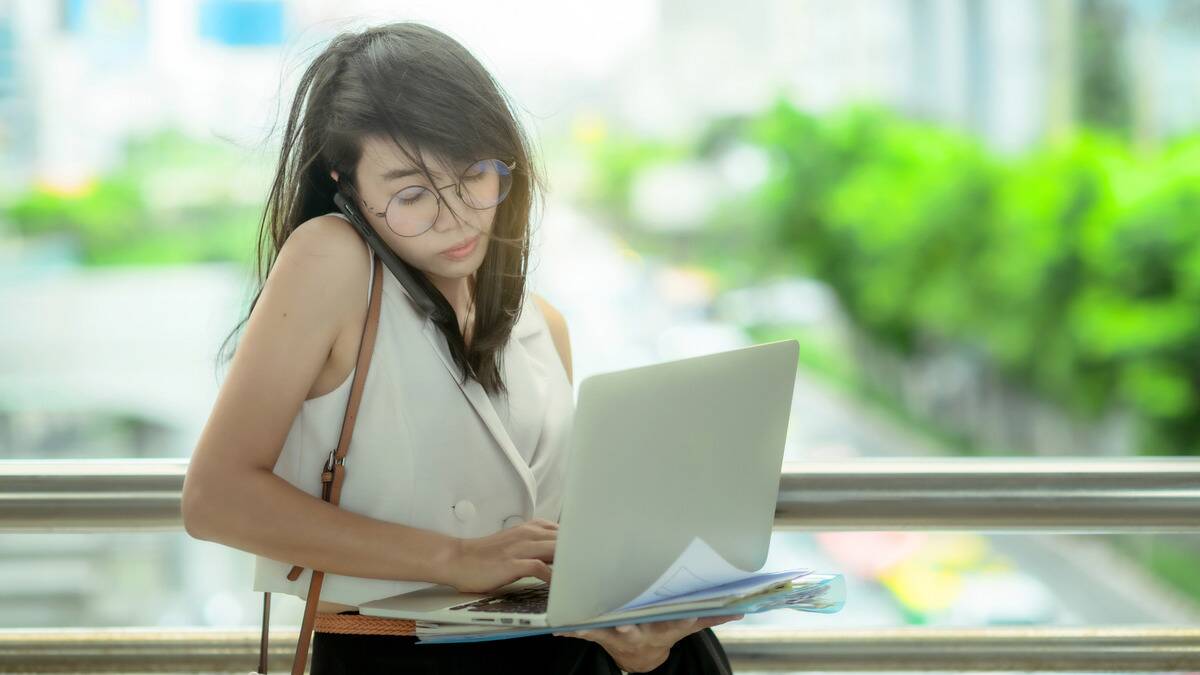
359, 338, 800, 628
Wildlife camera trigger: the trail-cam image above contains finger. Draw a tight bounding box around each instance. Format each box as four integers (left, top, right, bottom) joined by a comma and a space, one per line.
522, 526, 558, 540
513, 527, 555, 543
709, 613, 745, 624
675, 617, 699, 635
513, 539, 556, 562
640, 617, 698, 642
520, 559, 553, 584
649, 617, 695, 634
694, 614, 744, 630
588, 627, 628, 644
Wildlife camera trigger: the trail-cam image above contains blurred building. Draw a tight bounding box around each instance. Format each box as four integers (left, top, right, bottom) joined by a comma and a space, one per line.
1, 0, 1198, 196
0, 0, 659, 195
1, 0, 296, 194
605, 0, 1200, 152
0, 1, 34, 192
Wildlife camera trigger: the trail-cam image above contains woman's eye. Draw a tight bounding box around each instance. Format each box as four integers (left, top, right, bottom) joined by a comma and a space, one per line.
396, 187, 427, 205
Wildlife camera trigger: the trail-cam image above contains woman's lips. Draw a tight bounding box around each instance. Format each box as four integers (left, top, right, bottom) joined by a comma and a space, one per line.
441, 235, 479, 260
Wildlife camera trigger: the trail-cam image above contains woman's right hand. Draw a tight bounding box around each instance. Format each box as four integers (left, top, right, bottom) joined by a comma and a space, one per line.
446, 518, 558, 593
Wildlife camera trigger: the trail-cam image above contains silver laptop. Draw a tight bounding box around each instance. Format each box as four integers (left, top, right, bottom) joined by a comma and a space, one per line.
359, 339, 799, 628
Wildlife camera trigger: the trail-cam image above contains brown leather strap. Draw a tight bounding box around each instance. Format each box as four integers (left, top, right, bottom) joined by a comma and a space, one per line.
258, 591, 270, 673
313, 612, 417, 635
257, 253, 384, 674
286, 254, 383, 582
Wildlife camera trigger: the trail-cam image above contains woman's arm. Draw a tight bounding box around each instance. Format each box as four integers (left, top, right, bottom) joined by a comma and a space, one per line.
181, 216, 456, 585
185, 464, 460, 584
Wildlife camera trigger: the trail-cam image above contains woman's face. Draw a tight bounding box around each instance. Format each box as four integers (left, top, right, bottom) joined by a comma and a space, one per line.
344, 135, 494, 284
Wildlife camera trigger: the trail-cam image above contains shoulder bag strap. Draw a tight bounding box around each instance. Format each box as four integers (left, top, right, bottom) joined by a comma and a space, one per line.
256, 253, 384, 674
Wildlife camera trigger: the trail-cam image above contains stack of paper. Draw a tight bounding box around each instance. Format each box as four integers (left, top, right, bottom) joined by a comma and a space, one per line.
412, 538, 845, 644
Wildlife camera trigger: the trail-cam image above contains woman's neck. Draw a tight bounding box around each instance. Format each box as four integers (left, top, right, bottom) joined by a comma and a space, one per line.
428, 273, 476, 341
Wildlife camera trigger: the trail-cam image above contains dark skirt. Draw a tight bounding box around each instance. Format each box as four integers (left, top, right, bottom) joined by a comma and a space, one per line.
310, 626, 733, 675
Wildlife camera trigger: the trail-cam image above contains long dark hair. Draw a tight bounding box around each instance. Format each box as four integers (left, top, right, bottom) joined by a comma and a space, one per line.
216, 21, 546, 397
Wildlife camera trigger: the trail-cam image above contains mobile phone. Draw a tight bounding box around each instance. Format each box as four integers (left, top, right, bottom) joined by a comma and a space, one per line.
332, 191, 451, 324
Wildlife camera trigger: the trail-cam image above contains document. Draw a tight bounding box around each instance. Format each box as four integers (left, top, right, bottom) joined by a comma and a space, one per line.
415, 572, 846, 643
409, 538, 841, 644
613, 536, 811, 612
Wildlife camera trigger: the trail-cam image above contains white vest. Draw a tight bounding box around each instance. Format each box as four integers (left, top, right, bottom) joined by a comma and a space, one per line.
251, 215, 575, 606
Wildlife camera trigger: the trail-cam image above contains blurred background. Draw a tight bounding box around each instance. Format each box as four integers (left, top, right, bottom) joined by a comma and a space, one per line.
0, 0, 1198, 673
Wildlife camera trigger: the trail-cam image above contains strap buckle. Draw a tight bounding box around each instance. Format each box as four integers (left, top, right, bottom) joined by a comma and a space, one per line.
324, 449, 347, 473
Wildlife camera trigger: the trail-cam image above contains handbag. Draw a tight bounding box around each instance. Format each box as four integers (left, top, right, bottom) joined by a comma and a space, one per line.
254, 253, 387, 674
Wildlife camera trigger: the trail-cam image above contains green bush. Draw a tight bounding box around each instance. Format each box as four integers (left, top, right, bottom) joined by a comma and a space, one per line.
590, 99, 1200, 456
2, 129, 264, 269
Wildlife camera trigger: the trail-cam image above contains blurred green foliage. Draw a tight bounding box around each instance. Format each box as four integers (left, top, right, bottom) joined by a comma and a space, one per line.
585, 100, 1200, 457
2, 129, 265, 267
585, 131, 692, 225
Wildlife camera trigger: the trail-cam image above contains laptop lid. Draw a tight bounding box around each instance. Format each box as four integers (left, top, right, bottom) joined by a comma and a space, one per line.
546, 339, 799, 626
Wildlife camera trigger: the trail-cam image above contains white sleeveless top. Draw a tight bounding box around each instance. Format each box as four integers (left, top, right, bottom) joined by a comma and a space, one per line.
251, 213, 575, 606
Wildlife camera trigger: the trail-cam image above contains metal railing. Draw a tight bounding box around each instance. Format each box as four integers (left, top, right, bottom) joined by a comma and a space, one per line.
2, 625, 1199, 672
2, 457, 1198, 532
2, 457, 1199, 672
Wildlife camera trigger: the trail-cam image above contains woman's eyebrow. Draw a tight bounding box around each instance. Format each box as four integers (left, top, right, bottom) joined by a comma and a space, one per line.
380, 166, 447, 181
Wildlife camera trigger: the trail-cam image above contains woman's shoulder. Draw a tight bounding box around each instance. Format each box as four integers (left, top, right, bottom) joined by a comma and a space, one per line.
530, 293, 564, 332
273, 213, 373, 332
530, 293, 572, 385
281, 214, 372, 290
284, 212, 364, 260
288, 212, 367, 258
272, 213, 362, 281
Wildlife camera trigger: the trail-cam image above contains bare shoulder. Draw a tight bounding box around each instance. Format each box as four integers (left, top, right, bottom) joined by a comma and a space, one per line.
183, 212, 371, 517
281, 214, 372, 317
532, 293, 572, 385
286, 213, 369, 269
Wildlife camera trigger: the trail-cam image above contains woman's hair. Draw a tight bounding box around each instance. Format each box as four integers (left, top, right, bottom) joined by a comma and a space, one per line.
216, 21, 546, 397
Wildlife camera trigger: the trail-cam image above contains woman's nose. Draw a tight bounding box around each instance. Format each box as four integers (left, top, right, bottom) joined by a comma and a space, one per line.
433, 192, 476, 233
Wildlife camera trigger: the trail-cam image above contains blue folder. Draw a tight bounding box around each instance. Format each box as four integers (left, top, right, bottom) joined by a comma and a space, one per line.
414, 572, 845, 644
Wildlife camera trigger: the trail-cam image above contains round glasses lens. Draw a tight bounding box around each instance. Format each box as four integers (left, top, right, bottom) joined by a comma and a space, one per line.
460, 159, 513, 210
385, 185, 439, 236
383, 159, 514, 236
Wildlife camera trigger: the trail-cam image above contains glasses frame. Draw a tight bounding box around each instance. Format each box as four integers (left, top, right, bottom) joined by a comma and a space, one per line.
361, 158, 518, 238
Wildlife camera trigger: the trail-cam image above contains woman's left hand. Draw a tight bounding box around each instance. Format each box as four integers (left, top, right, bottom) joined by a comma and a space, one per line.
552, 613, 743, 673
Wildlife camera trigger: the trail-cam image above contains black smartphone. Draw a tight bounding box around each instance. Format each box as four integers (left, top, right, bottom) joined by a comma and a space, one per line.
332, 191, 451, 324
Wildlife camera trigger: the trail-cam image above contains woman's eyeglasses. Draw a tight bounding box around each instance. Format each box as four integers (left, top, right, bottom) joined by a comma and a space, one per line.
362, 158, 516, 237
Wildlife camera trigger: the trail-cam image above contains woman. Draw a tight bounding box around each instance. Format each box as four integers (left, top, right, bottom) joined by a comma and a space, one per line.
181, 21, 740, 674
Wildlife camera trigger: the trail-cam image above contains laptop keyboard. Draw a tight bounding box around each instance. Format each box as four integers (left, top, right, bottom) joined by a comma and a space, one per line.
449, 582, 549, 614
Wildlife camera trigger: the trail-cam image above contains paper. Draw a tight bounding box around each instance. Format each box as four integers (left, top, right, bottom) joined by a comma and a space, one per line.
414, 572, 847, 644
613, 536, 810, 612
